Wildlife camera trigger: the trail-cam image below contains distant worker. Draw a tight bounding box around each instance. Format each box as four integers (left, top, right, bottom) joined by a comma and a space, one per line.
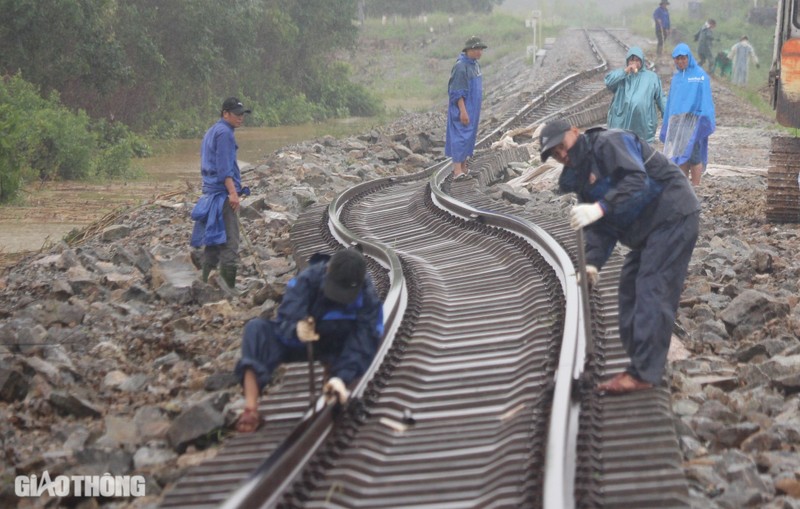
660, 44, 716, 186
538, 119, 700, 395
604, 46, 666, 144
190, 97, 251, 289
446, 36, 487, 180
695, 19, 717, 70
652, 1, 671, 58
713, 51, 733, 79
233, 249, 384, 433
729, 36, 759, 86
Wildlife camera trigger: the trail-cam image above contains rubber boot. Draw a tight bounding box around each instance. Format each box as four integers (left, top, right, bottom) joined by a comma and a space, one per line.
201, 265, 214, 283
220, 265, 237, 290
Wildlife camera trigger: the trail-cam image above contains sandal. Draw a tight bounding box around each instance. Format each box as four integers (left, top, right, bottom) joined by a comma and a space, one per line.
235, 407, 262, 433
596, 372, 653, 395
453, 173, 467, 181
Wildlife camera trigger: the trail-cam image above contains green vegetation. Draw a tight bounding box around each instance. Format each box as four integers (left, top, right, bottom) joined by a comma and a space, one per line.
362, 0, 503, 16
351, 11, 543, 110
0, 0, 385, 136
0, 75, 148, 203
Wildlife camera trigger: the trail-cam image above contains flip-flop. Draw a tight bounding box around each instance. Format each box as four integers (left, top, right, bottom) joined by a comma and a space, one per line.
234, 407, 262, 433
453, 173, 467, 181
596, 372, 653, 395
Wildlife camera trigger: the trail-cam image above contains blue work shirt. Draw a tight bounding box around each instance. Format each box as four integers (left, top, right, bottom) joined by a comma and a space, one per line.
200, 119, 242, 195
653, 6, 670, 30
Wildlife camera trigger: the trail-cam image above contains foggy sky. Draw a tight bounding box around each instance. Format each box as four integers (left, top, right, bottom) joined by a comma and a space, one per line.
498, 0, 688, 15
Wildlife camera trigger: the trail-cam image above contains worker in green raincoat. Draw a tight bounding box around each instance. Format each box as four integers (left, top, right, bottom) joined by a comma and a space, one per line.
605, 46, 666, 144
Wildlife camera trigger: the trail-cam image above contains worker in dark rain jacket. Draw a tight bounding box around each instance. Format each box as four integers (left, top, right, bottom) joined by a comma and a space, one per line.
446, 36, 487, 180
605, 46, 666, 144
539, 119, 700, 394
233, 249, 384, 432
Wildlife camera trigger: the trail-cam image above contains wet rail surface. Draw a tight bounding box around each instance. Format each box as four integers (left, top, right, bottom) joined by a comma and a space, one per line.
158, 28, 689, 509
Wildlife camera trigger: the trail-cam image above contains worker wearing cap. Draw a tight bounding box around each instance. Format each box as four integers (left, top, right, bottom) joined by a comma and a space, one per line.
233, 249, 385, 432
539, 119, 699, 394
653, 0, 671, 58
190, 97, 252, 289
446, 36, 487, 180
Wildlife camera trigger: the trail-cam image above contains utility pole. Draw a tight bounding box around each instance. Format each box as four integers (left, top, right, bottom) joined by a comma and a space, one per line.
527, 10, 543, 68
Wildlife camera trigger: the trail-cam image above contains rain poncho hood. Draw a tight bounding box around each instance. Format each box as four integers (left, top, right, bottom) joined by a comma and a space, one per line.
659, 43, 715, 166
605, 46, 665, 143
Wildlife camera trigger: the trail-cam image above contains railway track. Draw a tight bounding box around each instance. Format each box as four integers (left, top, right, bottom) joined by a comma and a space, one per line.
159, 28, 689, 509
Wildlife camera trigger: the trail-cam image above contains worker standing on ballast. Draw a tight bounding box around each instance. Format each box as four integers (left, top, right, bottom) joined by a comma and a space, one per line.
539, 119, 699, 394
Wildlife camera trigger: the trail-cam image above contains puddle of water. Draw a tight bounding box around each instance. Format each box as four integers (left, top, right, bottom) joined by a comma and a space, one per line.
146, 118, 381, 182
1, 223, 83, 254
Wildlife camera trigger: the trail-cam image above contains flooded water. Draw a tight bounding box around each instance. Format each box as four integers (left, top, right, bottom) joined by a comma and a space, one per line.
145, 118, 382, 181
1, 117, 382, 254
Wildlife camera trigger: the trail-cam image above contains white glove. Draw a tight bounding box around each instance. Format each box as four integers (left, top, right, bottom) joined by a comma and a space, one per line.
324, 377, 350, 404
569, 203, 604, 230
296, 317, 319, 342
578, 265, 600, 287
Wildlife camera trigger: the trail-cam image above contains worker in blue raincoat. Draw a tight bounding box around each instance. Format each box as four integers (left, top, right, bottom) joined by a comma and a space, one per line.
660, 43, 715, 186
605, 46, 666, 144
539, 119, 699, 395
445, 36, 487, 180
190, 97, 251, 288
233, 249, 385, 432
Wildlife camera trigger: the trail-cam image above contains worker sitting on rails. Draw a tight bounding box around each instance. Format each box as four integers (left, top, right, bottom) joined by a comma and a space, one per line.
539, 119, 700, 395
604, 46, 666, 144
233, 248, 384, 432
660, 43, 716, 187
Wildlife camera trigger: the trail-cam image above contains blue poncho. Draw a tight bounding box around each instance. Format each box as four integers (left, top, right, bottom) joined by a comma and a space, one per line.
445, 53, 483, 163
659, 43, 716, 166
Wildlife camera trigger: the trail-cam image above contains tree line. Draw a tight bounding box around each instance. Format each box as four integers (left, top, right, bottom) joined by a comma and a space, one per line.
0, 0, 502, 202
0, 0, 386, 134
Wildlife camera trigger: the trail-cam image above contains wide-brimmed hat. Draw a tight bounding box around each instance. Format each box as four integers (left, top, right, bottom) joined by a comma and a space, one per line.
463, 36, 488, 52
323, 249, 367, 305
539, 119, 572, 162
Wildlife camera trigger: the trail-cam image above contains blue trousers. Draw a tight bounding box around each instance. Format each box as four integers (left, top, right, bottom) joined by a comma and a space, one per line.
234, 318, 343, 391
617, 212, 699, 385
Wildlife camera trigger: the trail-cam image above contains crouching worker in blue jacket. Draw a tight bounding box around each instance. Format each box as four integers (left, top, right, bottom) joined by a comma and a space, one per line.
233, 248, 384, 432
539, 119, 699, 395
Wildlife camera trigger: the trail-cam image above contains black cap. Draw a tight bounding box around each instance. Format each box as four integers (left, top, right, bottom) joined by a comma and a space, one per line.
221, 97, 251, 115
539, 119, 572, 162
324, 249, 367, 305
463, 36, 488, 52
660, 1, 669, 5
